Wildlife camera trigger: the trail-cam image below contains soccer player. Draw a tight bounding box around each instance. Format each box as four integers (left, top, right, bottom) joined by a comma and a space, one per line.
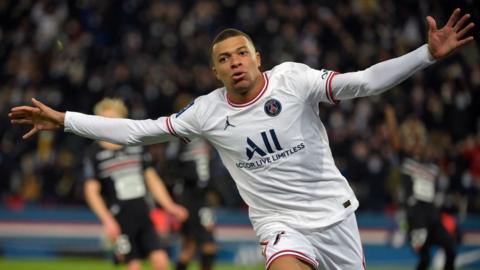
385, 106, 457, 270
164, 136, 217, 270
9, 9, 475, 270
82, 98, 188, 270
163, 94, 218, 270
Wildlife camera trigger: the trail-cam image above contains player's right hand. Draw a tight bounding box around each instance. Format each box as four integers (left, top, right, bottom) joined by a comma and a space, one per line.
169, 203, 189, 222
9, 98, 65, 139
104, 218, 121, 241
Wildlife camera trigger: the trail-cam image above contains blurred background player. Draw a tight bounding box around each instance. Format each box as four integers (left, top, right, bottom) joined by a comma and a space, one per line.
163, 94, 217, 270
83, 98, 188, 270
385, 105, 458, 270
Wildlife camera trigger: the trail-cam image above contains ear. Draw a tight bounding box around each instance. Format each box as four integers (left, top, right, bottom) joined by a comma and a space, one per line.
212, 66, 220, 80
256, 51, 261, 68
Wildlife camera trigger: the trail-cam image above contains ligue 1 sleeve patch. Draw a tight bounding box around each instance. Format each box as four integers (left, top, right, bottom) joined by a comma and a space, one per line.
175, 100, 194, 118
264, 99, 282, 117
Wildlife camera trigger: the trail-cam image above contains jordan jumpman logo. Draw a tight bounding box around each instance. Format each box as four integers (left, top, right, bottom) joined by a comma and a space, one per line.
224, 116, 236, 130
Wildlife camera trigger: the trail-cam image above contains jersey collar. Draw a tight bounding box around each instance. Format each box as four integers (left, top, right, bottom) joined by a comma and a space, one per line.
226, 73, 269, 108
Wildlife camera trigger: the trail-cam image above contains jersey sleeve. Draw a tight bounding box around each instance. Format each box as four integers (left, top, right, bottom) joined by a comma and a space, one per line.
141, 148, 155, 170
167, 96, 204, 142
82, 148, 97, 181
330, 44, 435, 100
279, 62, 339, 105
65, 97, 204, 145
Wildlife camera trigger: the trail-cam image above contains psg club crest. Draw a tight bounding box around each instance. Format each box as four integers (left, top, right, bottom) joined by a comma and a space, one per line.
264, 99, 282, 117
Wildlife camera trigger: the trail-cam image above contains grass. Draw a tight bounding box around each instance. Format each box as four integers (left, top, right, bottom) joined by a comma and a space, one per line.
5, 258, 479, 270
0, 258, 262, 270
0, 257, 414, 270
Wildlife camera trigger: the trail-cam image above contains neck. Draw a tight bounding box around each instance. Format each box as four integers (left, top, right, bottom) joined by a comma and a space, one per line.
226, 73, 265, 104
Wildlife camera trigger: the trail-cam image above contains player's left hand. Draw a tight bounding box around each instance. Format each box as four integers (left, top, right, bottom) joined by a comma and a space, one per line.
168, 204, 189, 222
427, 8, 475, 59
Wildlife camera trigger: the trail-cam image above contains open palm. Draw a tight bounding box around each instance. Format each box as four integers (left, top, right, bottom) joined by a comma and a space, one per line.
9, 98, 64, 139
427, 8, 475, 59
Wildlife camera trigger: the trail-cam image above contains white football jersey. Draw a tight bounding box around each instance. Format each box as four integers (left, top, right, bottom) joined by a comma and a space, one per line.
166, 62, 358, 235
65, 45, 435, 236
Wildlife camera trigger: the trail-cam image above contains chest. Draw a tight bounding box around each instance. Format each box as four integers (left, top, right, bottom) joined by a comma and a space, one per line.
94, 149, 143, 179
204, 93, 310, 161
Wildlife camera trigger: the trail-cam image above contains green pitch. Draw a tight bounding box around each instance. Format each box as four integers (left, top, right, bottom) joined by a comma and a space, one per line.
0, 257, 411, 270
3, 258, 263, 270
5, 258, 479, 270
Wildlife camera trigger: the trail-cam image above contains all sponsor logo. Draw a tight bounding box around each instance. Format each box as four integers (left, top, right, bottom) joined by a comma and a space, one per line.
237, 129, 306, 169
246, 129, 283, 160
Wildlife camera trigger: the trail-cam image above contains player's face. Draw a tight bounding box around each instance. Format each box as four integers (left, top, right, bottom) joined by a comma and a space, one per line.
212, 36, 262, 95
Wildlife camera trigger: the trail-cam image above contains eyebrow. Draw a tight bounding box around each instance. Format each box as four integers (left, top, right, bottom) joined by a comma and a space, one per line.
217, 45, 249, 59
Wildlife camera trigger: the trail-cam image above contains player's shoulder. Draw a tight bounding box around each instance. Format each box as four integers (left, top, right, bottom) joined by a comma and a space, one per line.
83, 143, 103, 164
84, 142, 101, 155
266, 62, 323, 87
173, 87, 226, 127
176, 88, 222, 109
200, 87, 225, 103
269, 61, 314, 75
190, 87, 227, 112
267, 62, 325, 84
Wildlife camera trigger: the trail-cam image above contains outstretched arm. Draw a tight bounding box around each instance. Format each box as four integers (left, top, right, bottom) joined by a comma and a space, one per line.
330, 8, 475, 100
64, 111, 173, 145
9, 98, 175, 145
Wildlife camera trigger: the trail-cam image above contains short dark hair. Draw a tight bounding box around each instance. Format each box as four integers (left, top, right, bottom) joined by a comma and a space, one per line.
210, 28, 254, 65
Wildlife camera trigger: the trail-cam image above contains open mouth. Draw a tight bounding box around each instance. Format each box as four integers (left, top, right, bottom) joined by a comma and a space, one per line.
232, 72, 246, 82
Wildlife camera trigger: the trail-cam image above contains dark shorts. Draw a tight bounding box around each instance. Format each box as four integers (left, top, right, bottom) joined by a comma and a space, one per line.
406, 201, 455, 251
114, 207, 166, 263
178, 189, 215, 244
407, 201, 439, 231
180, 206, 215, 244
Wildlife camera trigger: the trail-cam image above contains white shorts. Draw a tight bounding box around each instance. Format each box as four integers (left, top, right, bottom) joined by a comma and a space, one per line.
259, 213, 366, 270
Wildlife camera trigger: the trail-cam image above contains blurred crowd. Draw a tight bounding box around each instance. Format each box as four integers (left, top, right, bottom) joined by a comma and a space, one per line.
0, 0, 479, 215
